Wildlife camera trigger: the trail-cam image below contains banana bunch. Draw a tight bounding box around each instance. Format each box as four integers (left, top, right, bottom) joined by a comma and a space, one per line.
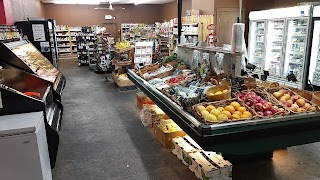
115, 40, 131, 49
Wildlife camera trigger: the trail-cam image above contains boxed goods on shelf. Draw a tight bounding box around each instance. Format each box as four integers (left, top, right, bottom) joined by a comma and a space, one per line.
189, 151, 232, 180
172, 135, 202, 166
136, 92, 154, 108
153, 119, 186, 148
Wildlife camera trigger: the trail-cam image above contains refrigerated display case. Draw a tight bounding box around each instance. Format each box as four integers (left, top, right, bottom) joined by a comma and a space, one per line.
249, 5, 312, 89
15, 19, 59, 68
0, 40, 66, 98
0, 62, 62, 168
306, 6, 320, 90
248, 21, 266, 73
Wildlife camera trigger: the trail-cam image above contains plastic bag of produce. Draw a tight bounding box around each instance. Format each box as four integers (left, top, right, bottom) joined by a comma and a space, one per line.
140, 105, 166, 127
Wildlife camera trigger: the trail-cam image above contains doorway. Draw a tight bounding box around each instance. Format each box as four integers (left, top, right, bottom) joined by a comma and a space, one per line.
102, 22, 118, 40
216, 8, 241, 46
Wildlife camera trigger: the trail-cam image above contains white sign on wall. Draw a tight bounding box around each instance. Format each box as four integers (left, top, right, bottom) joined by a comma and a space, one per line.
32, 24, 46, 41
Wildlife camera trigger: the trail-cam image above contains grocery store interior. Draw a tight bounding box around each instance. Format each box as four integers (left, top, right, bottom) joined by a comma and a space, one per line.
2, 0, 320, 180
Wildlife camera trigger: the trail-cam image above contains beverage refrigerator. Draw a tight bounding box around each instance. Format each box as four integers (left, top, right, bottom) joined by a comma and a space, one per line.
306, 6, 320, 90
248, 5, 315, 89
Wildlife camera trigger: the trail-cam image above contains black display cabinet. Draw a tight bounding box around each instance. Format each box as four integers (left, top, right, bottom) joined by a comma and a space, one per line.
0, 40, 66, 100
15, 19, 59, 68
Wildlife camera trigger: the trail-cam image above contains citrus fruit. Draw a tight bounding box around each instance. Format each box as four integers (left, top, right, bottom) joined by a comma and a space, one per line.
237, 107, 247, 113
225, 105, 235, 113
218, 114, 228, 121
233, 111, 242, 116
243, 111, 252, 117
232, 114, 240, 120
222, 89, 229, 93
197, 105, 206, 112
201, 111, 210, 117
206, 105, 216, 112
222, 111, 232, 119
205, 114, 218, 122
230, 102, 241, 109
210, 109, 221, 117
240, 114, 249, 119
217, 107, 225, 112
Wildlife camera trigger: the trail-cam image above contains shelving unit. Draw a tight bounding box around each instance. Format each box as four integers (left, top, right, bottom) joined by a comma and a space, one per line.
56, 25, 81, 59
121, 23, 156, 43
134, 41, 153, 65
95, 32, 115, 72
76, 32, 97, 66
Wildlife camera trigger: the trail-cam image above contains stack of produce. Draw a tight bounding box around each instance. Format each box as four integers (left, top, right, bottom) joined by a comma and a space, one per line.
114, 40, 131, 50
142, 64, 174, 80
236, 90, 288, 117
270, 88, 319, 113
194, 100, 253, 124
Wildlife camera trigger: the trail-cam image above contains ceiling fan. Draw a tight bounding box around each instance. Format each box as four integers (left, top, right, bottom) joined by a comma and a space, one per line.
94, 0, 125, 11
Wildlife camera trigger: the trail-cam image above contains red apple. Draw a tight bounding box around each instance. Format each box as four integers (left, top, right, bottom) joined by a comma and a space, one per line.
290, 104, 299, 112
279, 97, 287, 103
296, 98, 306, 107
279, 89, 287, 95
283, 94, 291, 101
264, 111, 273, 116
285, 100, 293, 107
257, 111, 264, 116
255, 103, 263, 112
255, 96, 262, 102
278, 108, 285, 112
271, 107, 279, 114
263, 103, 272, 111
245, 99, 254, 107
260, 99, 267, 104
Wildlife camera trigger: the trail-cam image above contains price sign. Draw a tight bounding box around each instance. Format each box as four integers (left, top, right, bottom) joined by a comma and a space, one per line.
207, 24, 216, 31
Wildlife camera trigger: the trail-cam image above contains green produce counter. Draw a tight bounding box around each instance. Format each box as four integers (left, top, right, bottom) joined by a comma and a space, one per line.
128, 70, 320, 157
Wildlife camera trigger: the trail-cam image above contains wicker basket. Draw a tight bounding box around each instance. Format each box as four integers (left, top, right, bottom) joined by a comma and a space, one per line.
192, 99, 257, 125
116, 60, 132, 66
289, 88, 313, 101
266, 87, 319, 114
312, 92, 320, 106
135, 63, 161, 76
256, 82, 280, 89
206, 85, 231, 101
235, 89, 290, 118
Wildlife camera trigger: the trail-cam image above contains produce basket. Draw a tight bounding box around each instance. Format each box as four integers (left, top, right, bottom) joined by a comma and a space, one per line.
241, 77, 257, 90
162, 88, 182, 106
180, 96, 204, 114
234, 89, 290, 118
116, 59, 132, 66
206, 85, 231, 101
289, 87, 313, 101
141, 64, 174, 81
135, 63, 161, 76
266, 87, 319, 114
312, 91, 320, 106
256, 81, 280, 89
192, 99, 257, 125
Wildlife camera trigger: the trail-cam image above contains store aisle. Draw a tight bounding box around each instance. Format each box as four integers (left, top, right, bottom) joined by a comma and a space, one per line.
53, 59, 320, 180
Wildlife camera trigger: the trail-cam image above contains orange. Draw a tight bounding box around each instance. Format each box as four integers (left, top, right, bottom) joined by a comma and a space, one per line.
237, 107, 247, 113
243, 111, 252, 117
233, 111, 242, 116
232, 114, 241, 120
240, 114, 249, 119
222, 111, 232, 119
218, 114, 228, 121
206, 105, 216, 112
230, 102, 241, 110
217, 107, 225, 113
224, 105, 235, 114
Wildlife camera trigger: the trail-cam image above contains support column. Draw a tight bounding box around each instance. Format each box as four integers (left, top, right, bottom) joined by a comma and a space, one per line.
178, 0, 182, 44
0, 0, 14, 25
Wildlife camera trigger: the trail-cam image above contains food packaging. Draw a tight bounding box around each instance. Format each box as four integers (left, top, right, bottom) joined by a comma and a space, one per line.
189, 151, 232, 180
136, 92, 154, 108
172, 135, 202, 166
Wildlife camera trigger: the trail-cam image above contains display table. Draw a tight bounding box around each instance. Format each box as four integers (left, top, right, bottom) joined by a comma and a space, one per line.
128, 69, 320, 158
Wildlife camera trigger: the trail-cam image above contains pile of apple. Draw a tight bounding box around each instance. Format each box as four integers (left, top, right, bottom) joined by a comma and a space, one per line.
237, 91, 284, 117
273, 89, 315, 113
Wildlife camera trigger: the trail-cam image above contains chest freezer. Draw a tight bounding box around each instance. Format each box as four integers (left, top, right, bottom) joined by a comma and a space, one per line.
0, 112, 52, 180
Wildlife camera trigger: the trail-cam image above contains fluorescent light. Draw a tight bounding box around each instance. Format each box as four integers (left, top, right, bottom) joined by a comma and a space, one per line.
53, 0, 101, 4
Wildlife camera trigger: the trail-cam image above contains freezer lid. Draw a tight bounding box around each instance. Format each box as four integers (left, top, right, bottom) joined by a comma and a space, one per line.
249, 5, 311, 20
0, 112, 43, 136
314, 6, 320, 17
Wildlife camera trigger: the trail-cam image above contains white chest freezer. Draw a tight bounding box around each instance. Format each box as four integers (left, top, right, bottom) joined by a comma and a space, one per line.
0, 112, 52, 180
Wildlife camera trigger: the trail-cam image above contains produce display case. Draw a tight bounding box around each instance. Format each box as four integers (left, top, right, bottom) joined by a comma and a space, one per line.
0, 40, 66, 99
128, 69, 320, 159
0, 62, 62, 168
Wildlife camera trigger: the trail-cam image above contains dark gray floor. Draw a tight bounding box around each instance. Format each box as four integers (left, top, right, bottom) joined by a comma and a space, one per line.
53, 59, 320, 180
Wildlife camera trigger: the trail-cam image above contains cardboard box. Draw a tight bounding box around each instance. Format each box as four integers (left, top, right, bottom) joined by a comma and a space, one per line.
136, 92, 154, 108
153, 119, 186, 149
172, 135, 202, 166
141, 105, 165, 127
189, 151, 232, 180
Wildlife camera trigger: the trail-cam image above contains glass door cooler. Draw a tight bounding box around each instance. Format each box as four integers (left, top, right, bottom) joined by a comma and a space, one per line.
248, 21, 266, 73
306, 6, 320, 90
0, 40, 66, 99
0, 62, 62, 168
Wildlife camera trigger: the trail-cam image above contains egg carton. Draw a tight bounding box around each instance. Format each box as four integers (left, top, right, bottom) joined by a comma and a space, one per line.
172, 135, 202, 166
189, 150, 232, 180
